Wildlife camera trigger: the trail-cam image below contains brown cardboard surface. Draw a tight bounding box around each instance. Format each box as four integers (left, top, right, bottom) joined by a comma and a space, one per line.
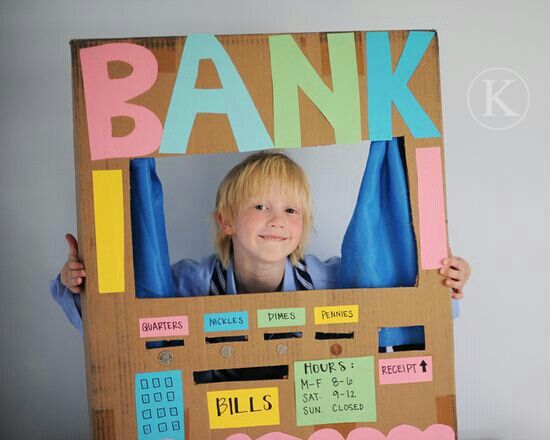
70, 30, 456, 439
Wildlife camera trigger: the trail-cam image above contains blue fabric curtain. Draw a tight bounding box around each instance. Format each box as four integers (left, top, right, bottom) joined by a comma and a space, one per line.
130, 158, 175, 298
339, 138, 420, 347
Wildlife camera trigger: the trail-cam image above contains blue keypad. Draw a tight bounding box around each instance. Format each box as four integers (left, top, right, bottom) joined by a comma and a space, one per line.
135, 370, 184, 440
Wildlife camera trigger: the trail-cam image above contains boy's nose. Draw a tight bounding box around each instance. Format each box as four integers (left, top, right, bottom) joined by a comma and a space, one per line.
267, 212, 285, 228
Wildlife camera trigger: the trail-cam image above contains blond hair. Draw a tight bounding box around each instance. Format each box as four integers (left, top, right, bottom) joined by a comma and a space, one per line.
213, 151, 312, 268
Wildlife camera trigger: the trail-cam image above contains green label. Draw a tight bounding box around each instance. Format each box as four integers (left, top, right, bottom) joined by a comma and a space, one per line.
294, 356, 376, 426
257, 307, 306, 328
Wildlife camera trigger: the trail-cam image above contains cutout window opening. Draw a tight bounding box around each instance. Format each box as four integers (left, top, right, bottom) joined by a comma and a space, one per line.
378, 325, 425, 353
131, 139, 419, 299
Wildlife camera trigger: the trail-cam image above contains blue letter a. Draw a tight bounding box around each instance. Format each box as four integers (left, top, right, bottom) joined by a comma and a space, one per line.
160, 34, 273, 153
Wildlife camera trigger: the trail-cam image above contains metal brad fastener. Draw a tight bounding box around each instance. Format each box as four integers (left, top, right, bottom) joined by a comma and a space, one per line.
276, 343, 288, 355
158, 350, 173, 365
220, 345, 234, 358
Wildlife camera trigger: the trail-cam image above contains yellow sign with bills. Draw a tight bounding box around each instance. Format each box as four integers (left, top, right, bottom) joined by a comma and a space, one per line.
206, 386, 280, 429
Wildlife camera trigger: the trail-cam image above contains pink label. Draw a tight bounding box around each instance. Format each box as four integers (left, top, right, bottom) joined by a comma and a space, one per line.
378, 356, 433, 385
416, 148, 448, 270
139, 315, 189, 338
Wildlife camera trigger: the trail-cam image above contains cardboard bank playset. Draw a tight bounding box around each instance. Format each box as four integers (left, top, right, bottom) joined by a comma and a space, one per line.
70, 30, 457, 439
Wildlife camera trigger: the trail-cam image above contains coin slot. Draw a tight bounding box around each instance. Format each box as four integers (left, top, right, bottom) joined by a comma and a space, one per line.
315, 332, 354, 340
264, 331, 303, 340
205, 335, 248, 344
145, 339, 184, 349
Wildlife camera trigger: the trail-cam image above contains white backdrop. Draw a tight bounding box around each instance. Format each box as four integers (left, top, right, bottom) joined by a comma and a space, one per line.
158, 143, 371, 265
1, 1, 548, 438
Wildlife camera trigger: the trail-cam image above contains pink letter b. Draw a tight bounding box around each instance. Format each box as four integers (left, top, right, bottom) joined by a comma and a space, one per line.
80, 43, 162, 160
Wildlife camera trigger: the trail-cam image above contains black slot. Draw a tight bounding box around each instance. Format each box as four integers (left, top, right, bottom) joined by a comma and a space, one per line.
378, 325, 425, 353
145, 339, 184, 349
264, 331, 303, 340
205, 335, 248, 344
315, 331, 354, 340
194, 365, 289, 384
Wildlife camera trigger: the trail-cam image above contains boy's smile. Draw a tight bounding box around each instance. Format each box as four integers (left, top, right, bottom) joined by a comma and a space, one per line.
259, 234, 287, 241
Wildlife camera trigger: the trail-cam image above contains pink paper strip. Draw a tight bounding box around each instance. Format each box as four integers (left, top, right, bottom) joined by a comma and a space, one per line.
139, 315, 189, 338
415, 147, 448, 270
378, 356, 433, 385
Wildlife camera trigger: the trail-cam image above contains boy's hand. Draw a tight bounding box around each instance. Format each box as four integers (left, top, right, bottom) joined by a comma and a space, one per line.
60, 233, 86, 294
440, 255, 471, 300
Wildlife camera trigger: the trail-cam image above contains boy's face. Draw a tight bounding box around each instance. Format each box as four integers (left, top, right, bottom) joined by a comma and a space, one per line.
220, 185, 304, 266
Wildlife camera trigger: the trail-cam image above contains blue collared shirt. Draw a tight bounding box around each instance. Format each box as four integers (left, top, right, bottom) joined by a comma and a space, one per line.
50, 254, 457, 339
50, 254, 341, 335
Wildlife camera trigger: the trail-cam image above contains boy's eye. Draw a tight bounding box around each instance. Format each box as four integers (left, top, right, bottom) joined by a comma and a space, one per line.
255, 204, 267, 211
285, 208, 298, 214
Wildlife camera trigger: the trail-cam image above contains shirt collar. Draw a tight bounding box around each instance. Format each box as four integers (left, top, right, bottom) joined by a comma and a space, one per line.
226, 258, 298, 294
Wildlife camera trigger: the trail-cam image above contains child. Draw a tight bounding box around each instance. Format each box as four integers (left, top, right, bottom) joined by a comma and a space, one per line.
51, 151, 471, 336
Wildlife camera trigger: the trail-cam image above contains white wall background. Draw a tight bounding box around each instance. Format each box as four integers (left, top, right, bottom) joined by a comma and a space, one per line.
158, 144, 370, 265
1, 1, 548, 438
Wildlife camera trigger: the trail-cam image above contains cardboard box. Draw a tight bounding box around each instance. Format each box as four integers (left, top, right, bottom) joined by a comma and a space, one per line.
70, 30, 456, 440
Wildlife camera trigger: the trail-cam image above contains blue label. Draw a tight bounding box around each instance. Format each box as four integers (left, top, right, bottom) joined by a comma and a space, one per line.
204, 311, 249, 332
135, 370, 184, 440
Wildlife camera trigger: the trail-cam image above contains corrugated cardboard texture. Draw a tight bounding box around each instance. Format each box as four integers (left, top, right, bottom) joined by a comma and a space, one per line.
70, 30, 456, 439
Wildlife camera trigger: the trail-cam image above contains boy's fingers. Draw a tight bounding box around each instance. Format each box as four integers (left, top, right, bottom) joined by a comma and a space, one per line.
442, 256, 462, 268
70, 270, 86, 279
439, 267, 463, 281
442, 256, 471, 281
68, 277, 83, 288
444, 278, 463, 290
67, 261, 84, 270
451, 288, 464, 300
65, 233, 79, 258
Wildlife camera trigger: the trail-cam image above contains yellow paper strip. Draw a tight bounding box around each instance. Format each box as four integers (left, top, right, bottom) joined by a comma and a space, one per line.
207, 387, 280, 429
314, 305, 359, 324
92, 170, 125, 293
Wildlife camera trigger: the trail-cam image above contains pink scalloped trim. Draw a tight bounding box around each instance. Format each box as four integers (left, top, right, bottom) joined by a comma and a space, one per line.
225, 424, 455, 440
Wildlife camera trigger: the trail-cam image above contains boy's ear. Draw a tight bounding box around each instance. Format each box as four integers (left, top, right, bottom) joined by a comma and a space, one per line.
216, 212, 233, 235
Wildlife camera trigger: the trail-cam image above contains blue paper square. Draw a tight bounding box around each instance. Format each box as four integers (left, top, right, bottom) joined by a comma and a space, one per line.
135, 370, 184, 440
